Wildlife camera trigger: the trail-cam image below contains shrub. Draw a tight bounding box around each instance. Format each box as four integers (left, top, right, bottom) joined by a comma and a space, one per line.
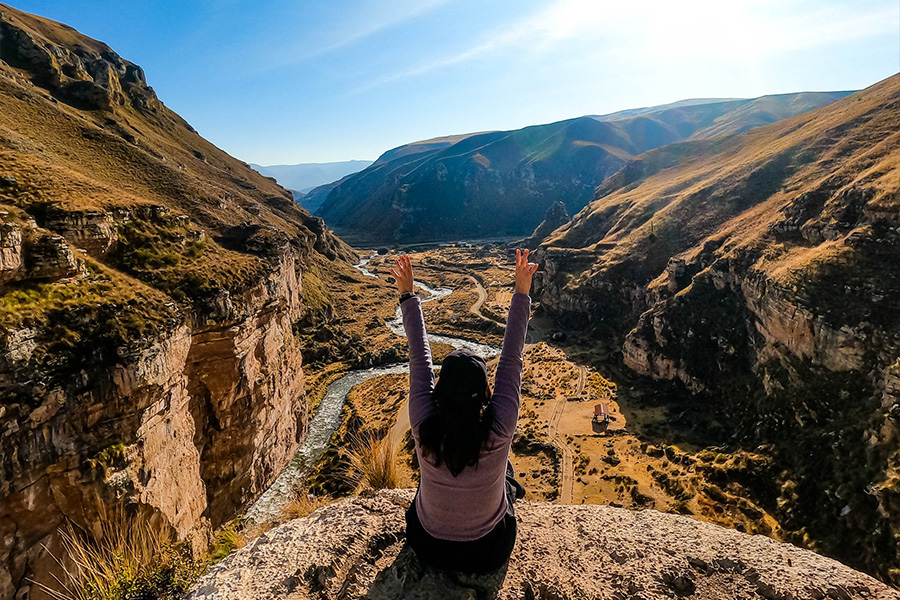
346, 432, 399, 491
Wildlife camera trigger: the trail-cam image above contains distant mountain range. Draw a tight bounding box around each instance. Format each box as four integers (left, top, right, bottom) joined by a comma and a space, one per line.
250, 160, 372, 194
314, 92, 852, 244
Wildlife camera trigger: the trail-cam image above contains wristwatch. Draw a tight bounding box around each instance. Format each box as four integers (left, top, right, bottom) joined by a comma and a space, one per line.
399, 291, 416, 304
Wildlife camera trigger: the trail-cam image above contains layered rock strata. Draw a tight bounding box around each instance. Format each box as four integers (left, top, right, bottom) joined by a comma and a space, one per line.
534, 75, 900, 582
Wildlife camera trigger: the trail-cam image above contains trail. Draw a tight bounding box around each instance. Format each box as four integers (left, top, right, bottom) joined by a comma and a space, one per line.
547, 365, 587, 504
469, 275, 488, 317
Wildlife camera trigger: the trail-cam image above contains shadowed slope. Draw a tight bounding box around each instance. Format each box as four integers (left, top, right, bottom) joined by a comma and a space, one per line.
316, 92, 851, 244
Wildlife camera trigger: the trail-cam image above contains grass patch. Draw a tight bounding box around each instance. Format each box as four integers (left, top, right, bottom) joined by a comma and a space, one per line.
281, 491, 333, 522
346, 432, 400, 492
37, 518, 202, 600
113, 215, 262, 307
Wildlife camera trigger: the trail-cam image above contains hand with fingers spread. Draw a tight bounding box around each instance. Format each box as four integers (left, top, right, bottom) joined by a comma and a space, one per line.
515, 248, 539, 295
389, 254, 415, 295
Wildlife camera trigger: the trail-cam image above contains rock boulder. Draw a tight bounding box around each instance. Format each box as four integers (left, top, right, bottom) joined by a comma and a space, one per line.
188, 489, 897, 600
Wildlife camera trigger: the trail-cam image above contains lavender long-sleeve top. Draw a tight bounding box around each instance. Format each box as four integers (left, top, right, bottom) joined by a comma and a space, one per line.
401, 291, 531, 541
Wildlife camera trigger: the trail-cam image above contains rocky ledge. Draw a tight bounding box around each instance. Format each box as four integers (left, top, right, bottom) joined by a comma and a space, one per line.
188, 489, 896, 600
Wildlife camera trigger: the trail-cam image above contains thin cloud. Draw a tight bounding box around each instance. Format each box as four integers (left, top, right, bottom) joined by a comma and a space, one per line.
351, 0, 899, 93
266, 0, 454, 70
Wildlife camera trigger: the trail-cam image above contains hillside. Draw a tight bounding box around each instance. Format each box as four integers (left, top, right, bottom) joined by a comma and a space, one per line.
188, 489, 897, 599
315, 92, 850, 244
534, 73, 900, 583
0, 4, 356, 597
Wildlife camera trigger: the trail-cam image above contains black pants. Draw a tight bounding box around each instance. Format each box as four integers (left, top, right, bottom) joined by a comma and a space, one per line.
405, 462, 523, 575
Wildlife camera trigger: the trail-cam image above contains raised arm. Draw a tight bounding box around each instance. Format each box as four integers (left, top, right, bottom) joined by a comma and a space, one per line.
391, 255, 435, 429
491, 249, 539, 439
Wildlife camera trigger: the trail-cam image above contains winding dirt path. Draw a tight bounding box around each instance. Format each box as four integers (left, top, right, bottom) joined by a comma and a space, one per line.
547, 365, 587, 504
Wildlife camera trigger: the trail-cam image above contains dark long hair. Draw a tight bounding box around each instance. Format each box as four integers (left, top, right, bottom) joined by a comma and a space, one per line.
418, 358, 494, 477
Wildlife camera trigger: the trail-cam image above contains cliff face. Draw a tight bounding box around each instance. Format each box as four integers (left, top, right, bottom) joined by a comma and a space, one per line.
315, 93, 850, 244
0, 4, 355, 598
535, 74, 900, 581
186, 489, 898, 600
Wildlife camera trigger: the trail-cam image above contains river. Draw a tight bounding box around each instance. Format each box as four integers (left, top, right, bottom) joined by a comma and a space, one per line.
244, 253, 500, 523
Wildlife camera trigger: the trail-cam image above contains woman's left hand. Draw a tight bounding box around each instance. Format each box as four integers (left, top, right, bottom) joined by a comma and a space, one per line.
389, 254, 415, 295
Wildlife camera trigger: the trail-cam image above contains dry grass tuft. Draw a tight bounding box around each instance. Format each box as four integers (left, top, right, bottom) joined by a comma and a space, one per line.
346, 431, 400, 491
36, 517, 201, 600
281, 492, 333, 522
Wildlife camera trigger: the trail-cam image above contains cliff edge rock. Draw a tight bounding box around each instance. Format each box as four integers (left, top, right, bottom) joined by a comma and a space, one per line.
187, 489, 897, 600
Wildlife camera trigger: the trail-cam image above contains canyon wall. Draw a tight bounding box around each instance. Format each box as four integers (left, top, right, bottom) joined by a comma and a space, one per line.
0, 5, 356, 598
0, 230, 314, 598
535, 75, 900, 582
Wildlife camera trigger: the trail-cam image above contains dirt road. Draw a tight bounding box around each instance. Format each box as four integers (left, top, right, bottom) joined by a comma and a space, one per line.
546, 365, 587, 504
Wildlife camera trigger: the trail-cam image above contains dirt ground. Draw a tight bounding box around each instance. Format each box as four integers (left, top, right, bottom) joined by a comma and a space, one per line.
310, 245, 783, 541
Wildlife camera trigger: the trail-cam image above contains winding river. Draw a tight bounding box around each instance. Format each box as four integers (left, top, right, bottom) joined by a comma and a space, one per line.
245, 253, 500, 523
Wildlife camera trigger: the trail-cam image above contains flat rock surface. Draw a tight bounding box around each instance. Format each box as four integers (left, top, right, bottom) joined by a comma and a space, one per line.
188, 489, 898, 600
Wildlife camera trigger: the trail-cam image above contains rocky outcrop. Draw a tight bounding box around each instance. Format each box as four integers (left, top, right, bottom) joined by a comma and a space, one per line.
535, 75, 900, 582
41, 209, 118, 256
187, 489, 897, 600
520, 200, 570, 251
0, 8, 158, 112
0, 215, 83, 284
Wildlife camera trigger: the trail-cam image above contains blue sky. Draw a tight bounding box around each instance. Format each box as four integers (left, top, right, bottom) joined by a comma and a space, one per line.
11, 0, 900, 164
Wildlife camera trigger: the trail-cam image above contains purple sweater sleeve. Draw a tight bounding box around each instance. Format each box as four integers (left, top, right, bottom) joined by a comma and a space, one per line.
491, 292, 531, 439
400, 296, 436, 430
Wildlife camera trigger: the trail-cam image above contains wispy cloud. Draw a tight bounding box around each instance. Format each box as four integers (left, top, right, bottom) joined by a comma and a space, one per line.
352, 0, 899, 93
265, 0, 455, 70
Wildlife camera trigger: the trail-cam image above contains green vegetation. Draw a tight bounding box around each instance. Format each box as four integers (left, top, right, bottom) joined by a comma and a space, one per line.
299, 262, 331, 313
114, 216, 261, 307
85, 444, 127, 481
0, 261, 180, 395
208, 521, 244, 563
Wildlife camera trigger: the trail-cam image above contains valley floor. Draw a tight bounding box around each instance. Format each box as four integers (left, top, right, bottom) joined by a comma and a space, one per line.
297, 245, 785, 543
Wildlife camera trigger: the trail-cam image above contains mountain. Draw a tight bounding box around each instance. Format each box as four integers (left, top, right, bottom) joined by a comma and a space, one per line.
315, 92, 852, 244
250, 160, 372, 194
534, 74, 900, 583
0, 4, 355, 597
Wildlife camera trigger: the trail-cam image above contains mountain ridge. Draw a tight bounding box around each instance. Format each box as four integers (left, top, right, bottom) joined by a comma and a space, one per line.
315, 91, 852, 244
0, 4, 356, 597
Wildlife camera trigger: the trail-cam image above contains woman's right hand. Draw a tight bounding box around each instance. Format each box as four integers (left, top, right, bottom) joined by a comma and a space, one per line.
389, 254, 415, 295
515, 249, 539, 295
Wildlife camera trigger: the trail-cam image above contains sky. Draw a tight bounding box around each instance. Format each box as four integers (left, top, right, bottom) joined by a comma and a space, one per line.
9, 0, 900, 164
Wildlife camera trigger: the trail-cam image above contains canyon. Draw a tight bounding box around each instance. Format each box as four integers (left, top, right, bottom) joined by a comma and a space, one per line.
535, 74, 900, 582
0, 2, 898, 598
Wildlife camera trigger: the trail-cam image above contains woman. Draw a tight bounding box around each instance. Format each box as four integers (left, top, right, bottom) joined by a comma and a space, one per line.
389, 249, 539, 575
